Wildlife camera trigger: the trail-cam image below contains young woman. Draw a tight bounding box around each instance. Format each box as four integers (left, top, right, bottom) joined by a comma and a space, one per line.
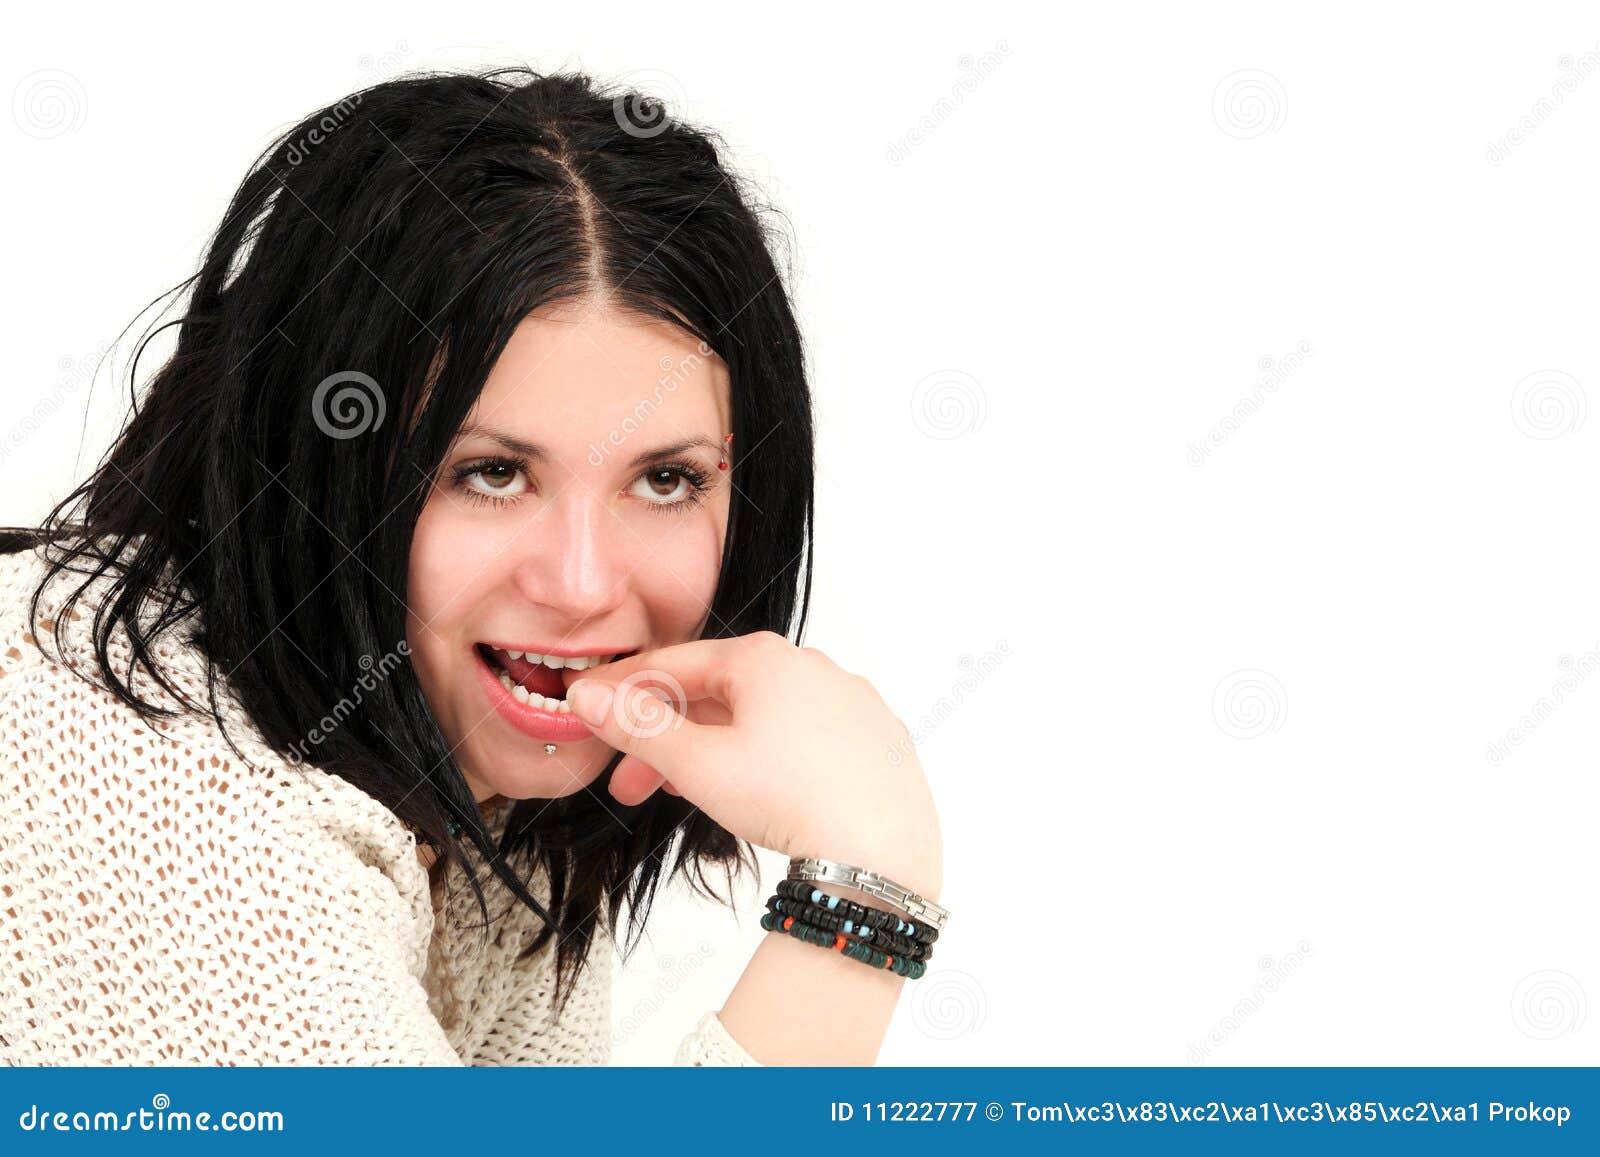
0, 67, 944, 1065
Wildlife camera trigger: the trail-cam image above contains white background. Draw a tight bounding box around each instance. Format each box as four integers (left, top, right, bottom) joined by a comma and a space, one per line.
3, 2, 1597, 1065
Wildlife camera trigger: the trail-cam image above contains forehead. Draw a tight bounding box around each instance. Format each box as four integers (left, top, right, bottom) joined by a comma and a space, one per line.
469, 299, 730, 441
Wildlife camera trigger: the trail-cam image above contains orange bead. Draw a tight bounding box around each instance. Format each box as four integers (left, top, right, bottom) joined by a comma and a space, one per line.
886, 956, 894, 968
834, 934, 846, 950
782, 916, 793, 931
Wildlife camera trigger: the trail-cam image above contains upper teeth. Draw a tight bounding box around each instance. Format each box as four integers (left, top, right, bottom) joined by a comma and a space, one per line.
491, 645, 614, 671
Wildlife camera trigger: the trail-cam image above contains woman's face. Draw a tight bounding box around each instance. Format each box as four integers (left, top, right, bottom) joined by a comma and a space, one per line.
405, 297, 732, 803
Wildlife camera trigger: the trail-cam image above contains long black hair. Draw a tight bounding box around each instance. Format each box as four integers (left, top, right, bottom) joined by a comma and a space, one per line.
0, 66, 814, 1014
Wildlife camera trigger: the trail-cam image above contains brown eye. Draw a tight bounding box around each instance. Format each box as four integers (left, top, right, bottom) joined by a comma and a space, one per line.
645, 468, 682, 498
628, 465, 706, 508
455, 458, 529, 505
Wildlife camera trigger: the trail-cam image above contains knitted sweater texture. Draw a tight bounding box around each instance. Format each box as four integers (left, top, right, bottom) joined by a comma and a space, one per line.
0, 544, 757, 1066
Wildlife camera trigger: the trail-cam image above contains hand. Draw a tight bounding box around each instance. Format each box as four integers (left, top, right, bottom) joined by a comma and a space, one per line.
565, 632, 943, 899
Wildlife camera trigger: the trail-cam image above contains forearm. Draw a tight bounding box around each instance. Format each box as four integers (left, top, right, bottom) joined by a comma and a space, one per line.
717, 847, 942, 1065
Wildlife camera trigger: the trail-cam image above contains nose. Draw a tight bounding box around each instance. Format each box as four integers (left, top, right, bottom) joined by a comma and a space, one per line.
507, 488, 629, 622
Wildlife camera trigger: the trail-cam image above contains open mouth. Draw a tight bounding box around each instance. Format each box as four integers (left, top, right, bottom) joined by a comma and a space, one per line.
474, 643, 635, 713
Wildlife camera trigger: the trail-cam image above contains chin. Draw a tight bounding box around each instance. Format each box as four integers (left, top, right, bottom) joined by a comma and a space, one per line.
466, 738, 617, 802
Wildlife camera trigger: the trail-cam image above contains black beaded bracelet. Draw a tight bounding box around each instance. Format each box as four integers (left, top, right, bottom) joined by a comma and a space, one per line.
775, 878, 939, 946
759, 910, 927, 979
765, 893, 930, 960
765, 894, 932, 963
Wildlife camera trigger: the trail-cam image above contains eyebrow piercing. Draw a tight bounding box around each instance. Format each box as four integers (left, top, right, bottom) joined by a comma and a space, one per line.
718, 432, 733, 471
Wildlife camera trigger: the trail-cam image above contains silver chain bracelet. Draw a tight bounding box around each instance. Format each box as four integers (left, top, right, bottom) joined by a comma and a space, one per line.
787, 856, 949, 932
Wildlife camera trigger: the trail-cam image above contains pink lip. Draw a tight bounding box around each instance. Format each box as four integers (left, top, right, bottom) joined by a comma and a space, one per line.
472, 645, 597, 743
480, 641, 631, 659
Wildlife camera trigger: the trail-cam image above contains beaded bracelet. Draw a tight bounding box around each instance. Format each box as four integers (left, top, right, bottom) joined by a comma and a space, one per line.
765, 892, 930, 959
759, 911, 927, 979
765, 894, 932, 963
766, 893, 929, 961
775, 878, 939, 946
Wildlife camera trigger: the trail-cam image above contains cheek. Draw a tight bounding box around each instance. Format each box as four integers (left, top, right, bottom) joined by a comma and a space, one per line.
631, 514, 726, 633
408, 501, 495, 629
405, 498, 507, 692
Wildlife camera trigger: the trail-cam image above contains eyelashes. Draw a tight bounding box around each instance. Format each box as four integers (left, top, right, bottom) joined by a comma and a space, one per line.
635, 462, 714, 508
449, 454, 714, 513
450, 456, 525, 507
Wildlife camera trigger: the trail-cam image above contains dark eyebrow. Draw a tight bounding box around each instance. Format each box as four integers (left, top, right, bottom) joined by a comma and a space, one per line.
455, 423, 548, 462
623, 435, 722, 471
456, 424, 721, 470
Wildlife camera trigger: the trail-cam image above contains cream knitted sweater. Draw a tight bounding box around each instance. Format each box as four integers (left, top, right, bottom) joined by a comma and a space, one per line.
0, 543, 758, 1066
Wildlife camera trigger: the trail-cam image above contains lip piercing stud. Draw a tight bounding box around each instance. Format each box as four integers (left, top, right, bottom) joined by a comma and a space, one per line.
717, 432, 733, 471
545, 743, 557, 755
